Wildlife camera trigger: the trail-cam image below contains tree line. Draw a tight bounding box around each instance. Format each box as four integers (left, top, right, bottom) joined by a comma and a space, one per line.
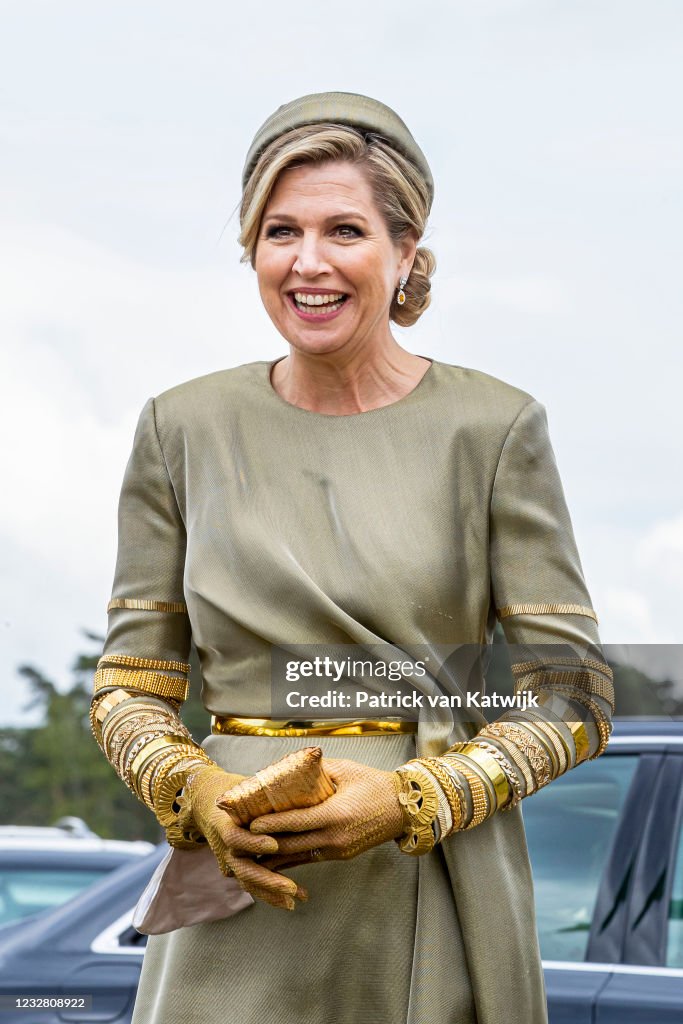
1, 632, 211, 842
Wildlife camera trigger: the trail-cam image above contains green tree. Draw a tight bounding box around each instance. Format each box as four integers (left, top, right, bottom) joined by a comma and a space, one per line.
3, 632, 210, 841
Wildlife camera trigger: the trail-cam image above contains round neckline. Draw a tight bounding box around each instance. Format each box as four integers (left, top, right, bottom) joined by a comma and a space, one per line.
260, 356, 437, 419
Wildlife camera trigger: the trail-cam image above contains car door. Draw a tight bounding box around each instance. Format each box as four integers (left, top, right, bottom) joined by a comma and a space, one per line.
595, 745, 683, 1022
522, 741, 646, 1023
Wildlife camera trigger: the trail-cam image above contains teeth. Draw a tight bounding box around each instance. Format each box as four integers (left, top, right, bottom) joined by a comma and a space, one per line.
294, 298, 344, 314
292, 292, 346, 315
293, 292, 345, 306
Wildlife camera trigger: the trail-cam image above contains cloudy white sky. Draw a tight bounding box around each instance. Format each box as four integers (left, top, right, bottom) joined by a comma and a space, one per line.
1, 1, 681, 725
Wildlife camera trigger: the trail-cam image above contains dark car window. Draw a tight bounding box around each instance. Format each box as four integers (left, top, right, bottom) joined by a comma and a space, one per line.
0, 868, 109, 925
666, 811, 683, 967
523, 754, 639, 962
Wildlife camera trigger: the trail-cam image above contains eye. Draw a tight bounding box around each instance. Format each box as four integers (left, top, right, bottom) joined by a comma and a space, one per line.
265, 224, 295, 239
335, 224, 362, 238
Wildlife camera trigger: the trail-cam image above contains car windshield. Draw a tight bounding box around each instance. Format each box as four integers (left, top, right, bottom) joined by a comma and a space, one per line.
0, 867, 110, 926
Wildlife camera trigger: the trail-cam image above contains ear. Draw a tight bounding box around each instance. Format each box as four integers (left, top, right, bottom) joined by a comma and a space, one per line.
397, 230, 418, 280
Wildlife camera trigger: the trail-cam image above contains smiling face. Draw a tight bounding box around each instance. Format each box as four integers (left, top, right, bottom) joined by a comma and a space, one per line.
253, 160, 417, 358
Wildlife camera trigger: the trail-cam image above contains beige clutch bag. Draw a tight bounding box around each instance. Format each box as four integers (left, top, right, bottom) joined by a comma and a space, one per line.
133, 846, 254, 934
216, 746, 336, 826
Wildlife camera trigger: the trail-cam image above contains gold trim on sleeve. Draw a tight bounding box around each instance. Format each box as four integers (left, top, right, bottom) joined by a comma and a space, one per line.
497, 603, 598, 623
98, 654, 191, 675
93, 667, 189, 703
107, 598, 188, 614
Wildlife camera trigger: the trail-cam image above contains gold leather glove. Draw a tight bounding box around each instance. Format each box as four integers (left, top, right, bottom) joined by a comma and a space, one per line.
251, 759, 404, 869
177, 764, 309, 911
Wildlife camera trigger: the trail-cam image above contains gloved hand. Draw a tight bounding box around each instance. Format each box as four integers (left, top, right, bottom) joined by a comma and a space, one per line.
176, 764, 308, 911
250, 759, 405, 869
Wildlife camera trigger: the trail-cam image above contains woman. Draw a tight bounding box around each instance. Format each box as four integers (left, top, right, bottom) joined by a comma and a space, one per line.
91, 92, 613, 1024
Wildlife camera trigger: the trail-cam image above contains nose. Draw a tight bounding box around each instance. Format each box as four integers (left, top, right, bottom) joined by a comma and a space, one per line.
291, 231, 331, 277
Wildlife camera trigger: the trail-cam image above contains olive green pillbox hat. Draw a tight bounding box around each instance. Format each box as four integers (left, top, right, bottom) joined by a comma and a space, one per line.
242, 91, 434, 207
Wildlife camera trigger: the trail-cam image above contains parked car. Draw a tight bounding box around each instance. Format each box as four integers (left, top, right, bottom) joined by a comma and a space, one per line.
0, 824, 154, 928
0, 721, 682, 1022
532, 719, 683, 1022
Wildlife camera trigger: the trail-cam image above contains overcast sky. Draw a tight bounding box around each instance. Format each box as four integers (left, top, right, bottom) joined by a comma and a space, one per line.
1, 1, 682, 725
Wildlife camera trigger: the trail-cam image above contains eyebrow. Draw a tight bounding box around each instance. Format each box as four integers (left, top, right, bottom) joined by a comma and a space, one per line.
262, 210, 370, 225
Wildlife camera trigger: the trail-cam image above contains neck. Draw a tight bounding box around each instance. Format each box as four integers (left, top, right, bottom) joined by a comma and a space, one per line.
270, 340, 432, 415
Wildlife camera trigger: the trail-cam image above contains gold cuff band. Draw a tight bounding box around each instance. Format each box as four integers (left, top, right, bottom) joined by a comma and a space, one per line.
91, 689, 131, 745
129, 733, 196, 780
153, 756, 214, 824
562, 693, 612, 758
532, 691, 591, 765
136, 744, 207, 808
469, 741, 522, 809
445, 759, 489, 829
484, 720, 553, 792
446, 742, 510, 810
101, 700, 177, 754
506, 718, 559, 781
93, 688, 134, 726
94, 667, 189, 703
393, 766, 439, 855
513, 711, 570, 775
417, 758, 465, 833
565, 717, 591, 764
98, 653, 191, 675
477, 727, 534, 798
527, 684, 611, 758
516, 669, 615, 713
511, 657, 613, 679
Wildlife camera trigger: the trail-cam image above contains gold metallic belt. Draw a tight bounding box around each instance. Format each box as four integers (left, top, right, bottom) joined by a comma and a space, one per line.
211, 715, 417, 737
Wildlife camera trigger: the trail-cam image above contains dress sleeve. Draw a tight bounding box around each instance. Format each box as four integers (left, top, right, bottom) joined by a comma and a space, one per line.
394, 399, 615, 855
478, 398, 613, 796
88, 400, 223, 844
95, 396, 192, 705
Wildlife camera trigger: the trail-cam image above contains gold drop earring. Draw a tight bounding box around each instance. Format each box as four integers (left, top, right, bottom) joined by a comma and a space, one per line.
397, 276, 408, 305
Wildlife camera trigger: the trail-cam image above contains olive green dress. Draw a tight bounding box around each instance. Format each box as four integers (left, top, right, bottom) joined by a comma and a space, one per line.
102, 357, 605, 1024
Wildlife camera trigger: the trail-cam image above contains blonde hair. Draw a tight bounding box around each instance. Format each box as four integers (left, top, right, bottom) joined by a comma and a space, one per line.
239, 124, 436, 327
